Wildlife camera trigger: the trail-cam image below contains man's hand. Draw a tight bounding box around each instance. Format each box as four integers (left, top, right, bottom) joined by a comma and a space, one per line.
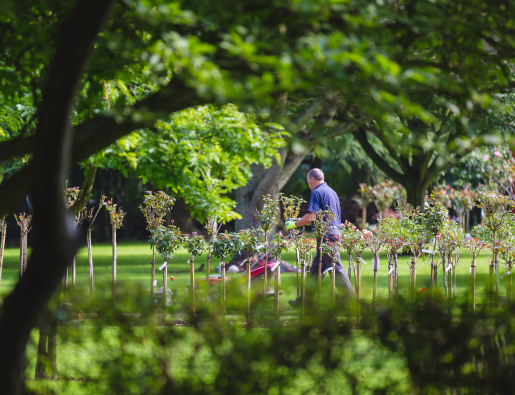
285, 218, 299, 230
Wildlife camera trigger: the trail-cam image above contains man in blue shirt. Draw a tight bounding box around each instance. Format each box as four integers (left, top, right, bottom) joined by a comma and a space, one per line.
286, 168, 355, 307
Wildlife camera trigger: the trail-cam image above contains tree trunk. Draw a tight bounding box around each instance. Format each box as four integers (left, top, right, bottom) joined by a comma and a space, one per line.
471, 258, 476, 313
0, 221, 6, 284
0, 2, 120, 392
373, 254, 378, 304
72, 256, 76, 287
162, 262, 167, 322
189, 255, 195, 320
87, 227, 94, 293
48, 319, 58, 379
404, 177, 428, 208
235, 149, 308, 232
19, 230, 24, 279
206, 249, 211, 304
112, 226, 116, 300
35, 314, 49, 379
246, 258, 251, 320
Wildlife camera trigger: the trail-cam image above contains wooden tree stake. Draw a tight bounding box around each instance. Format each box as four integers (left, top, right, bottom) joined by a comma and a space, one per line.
0, 218, 6, 284
112, 226, 117, 300
373, 254, 378, 305
410, 257, 416, 302
162, 261, 167, 322
471, 260, 476, 313
72, 256, 76, 287
190, 255, 195, 319
221, 261, 226, 319
206, 251, 211, 304
296, 248, 300, 299
274, 263, 280, 318
300, 260, 306, 317
246, 258, 251, 320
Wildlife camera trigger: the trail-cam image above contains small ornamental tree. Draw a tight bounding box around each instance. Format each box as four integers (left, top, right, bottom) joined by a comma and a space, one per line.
64, 186, 83, 287
15, 213, 32, 279
64, 182, 101, 292
297, 235, 317, 264
321, 235, 342, 302
451, 185, 477, 232
398, 204, 425, 263
312, 207, 336, 305
269, 231, 292, 314
296, 234, 317, 313
212, 231, 242, 317
354, 183, 372, 230
81, 203, 102, 293
464, 236, 488, 311
478, 192, 514, 262
279, 193, 305, 223
371, 179, 397, 220
255, 194, 279, 302
477, 192, 514, 302
139, 191, 175, 297
103, 196, 127, 299
424, 195, 448, 286
377, 217, 404, 297
438, 220, 464, 298
431, 184, 453, 210
499, 214, 515, 303
349, 227, 368, 302
0, 216, 7, 285
149, 224, 182, 318
279, 193, 305, 298
238, 227, 263, 317
183, 232, 206, 317
398, 204, 425, 299
363, 229, 386, 304
204, 220, 222, 303
340, 221, 359, 278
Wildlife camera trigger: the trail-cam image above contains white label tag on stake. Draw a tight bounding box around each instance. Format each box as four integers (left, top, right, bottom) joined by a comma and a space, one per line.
158, 261, 168, 271
445, 263, 452, 272
469, 267, 472, 274
422, 249, 435, 255
360, 257, 367, 265
388, 266, 393, 275
500, 271, 511, 280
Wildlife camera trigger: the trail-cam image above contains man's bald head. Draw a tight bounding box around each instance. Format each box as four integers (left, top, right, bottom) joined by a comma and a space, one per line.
307, 168, 324, 191
307, 168, 324, 181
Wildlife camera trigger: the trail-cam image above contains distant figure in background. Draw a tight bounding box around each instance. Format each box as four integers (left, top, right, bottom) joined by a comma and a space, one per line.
286, 168, 355, 307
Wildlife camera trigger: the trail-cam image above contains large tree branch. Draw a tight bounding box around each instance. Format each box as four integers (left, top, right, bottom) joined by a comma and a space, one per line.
368, 125, 411, 174
287, 91, 336, 134
319, 117, 371, 142
352, 128, 405, 184
71, 166, 98, 215
276, 151, 310, 192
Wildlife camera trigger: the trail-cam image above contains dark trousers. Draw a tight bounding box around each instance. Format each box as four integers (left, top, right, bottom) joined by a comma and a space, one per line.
306, 229, 356, 298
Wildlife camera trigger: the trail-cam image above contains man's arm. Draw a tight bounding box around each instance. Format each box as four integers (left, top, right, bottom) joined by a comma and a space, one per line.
295, 212, 314, 228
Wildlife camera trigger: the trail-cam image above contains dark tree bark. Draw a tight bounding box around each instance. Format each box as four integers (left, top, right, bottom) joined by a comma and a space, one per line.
0, 1, 115, 392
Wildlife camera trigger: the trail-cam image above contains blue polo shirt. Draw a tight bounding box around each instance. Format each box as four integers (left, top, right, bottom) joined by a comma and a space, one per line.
306, 182, 341, 227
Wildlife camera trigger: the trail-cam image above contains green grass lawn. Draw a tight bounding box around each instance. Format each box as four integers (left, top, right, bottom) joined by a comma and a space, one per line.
0, 241, 504, 308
